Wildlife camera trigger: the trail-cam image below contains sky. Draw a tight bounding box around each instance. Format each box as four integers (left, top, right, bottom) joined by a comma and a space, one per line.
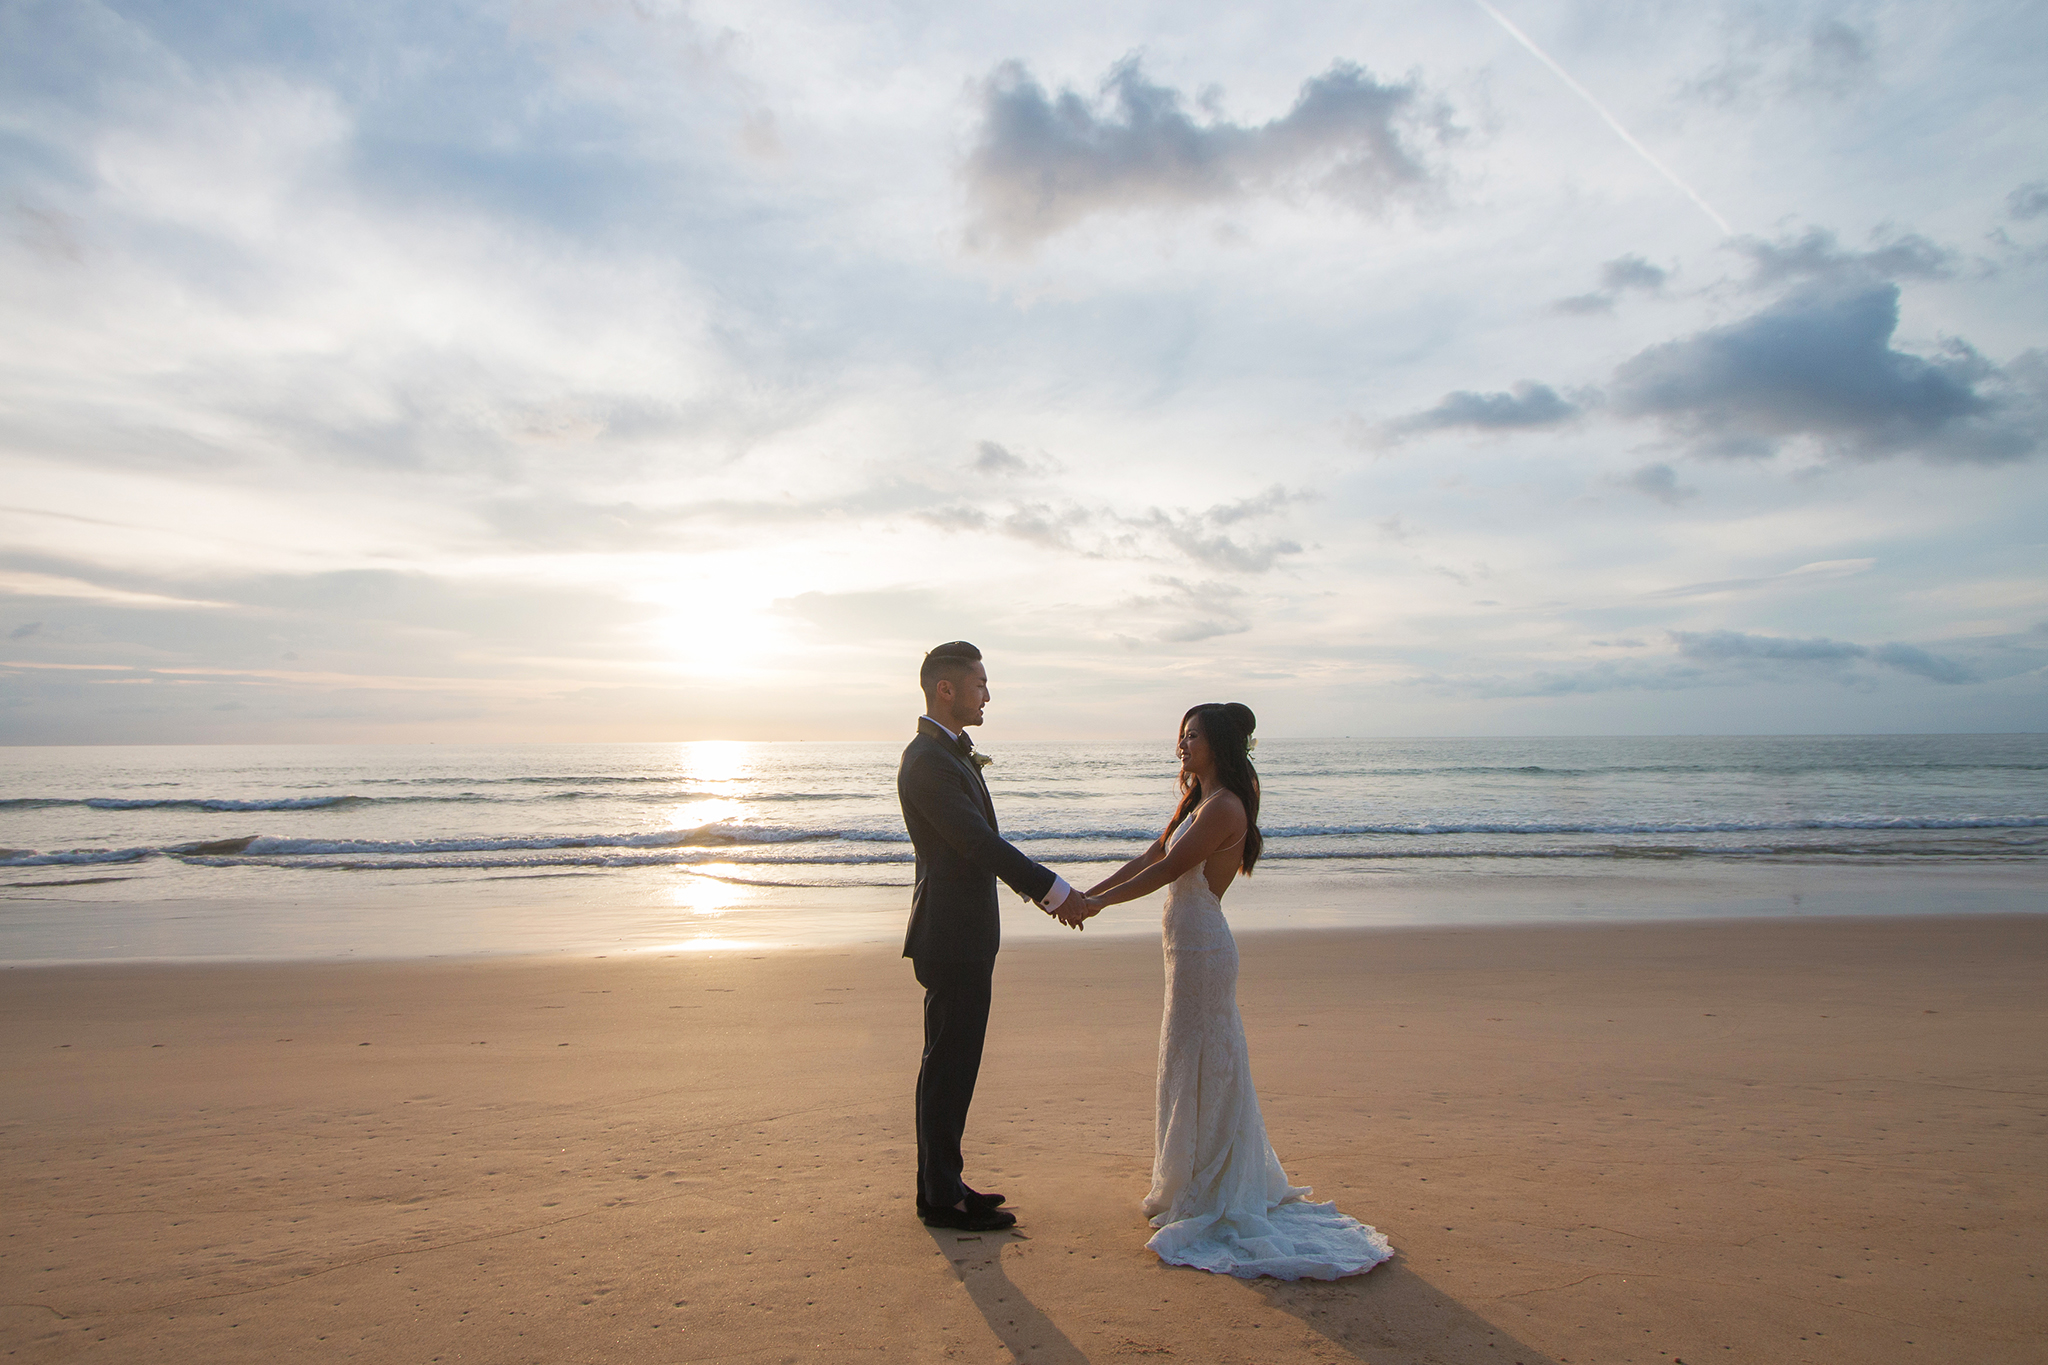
1, 0, 2044, 744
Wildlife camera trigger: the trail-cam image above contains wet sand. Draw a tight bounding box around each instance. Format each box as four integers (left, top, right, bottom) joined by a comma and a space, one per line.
3, 913, 2044, 1363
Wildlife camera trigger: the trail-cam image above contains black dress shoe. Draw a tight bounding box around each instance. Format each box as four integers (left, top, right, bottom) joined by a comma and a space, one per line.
916, 1187, 1006, 1215
919, 1202, 1017, 1232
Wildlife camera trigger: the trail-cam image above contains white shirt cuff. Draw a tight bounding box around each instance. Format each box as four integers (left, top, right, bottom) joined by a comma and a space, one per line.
1040, 875, 1072, 910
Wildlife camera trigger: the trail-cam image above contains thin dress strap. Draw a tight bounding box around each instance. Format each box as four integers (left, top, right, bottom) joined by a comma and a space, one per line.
1190, 795, 1247, 853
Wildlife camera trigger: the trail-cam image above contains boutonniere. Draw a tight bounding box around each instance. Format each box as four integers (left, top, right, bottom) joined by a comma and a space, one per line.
970, 752, 993, 771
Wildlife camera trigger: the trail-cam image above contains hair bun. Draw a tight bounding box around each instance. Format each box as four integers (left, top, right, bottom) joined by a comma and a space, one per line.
1220, 702, 1256, 735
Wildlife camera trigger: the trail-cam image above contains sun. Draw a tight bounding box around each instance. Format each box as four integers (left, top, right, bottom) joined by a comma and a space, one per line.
635, 567, 794, 678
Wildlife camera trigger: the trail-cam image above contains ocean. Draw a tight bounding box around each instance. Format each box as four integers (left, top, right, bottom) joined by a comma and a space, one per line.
3, 735, 2043, 961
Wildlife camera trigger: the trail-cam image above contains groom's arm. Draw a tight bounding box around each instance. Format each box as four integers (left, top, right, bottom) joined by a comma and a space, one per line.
902, 752, 1058, 905
1088, 835, 1167, 898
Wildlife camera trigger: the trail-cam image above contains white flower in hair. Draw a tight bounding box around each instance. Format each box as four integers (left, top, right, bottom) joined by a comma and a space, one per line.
1246, 737, 1258, 753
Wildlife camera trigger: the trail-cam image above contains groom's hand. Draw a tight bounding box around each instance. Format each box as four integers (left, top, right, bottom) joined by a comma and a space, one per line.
1055, 893, 1101, 928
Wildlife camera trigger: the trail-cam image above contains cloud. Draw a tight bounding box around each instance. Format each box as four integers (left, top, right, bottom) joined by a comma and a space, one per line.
1733, 227, 1955, 287
2008, 182, 2048, 221
1616, 462, 1695, 505
1422, 658, 1710, 698
1145, 517, 1300, 573
1134, 487, 1306, 572
8, 621, 41, 639
974, 440, 1030, 475
1868, 642, 1978, 684
1552, 254, 1669, 315
969, 440, 1061, 478
1687, 17, 1876, 107
1123, 578, 1251, 643
997, 502, 1094, 550
1673, 630, 1979, 683
1652, 558, 1875, 600
1552, 293, 1614, 316
1428, 628, 1987, 698
1200, 485, 1300, 525
1672, 629, 1865, 665
916, 485, 1305, 572
964, 56, 1447, 249
1382, 382, 1581, 440
1611, 284, 2045, 464
1602, 254, 1669, 293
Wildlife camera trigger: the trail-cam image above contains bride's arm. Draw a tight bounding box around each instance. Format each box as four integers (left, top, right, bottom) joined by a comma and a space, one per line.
1086, 835, 1167, 899
1091, 799, 1246, 908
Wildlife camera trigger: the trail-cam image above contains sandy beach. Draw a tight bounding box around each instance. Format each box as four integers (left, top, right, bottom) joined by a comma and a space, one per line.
3, 913, 2044, 1364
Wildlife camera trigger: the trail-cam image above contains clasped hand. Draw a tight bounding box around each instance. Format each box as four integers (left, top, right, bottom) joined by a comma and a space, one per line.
1050, 892, 1102, 930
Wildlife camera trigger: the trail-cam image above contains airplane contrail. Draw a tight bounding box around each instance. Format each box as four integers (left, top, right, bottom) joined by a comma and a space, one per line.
1475, 0, 1734, 237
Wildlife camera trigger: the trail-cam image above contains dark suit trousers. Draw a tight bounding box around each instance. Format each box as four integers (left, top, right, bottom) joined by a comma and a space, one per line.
912, 956, 994, 1208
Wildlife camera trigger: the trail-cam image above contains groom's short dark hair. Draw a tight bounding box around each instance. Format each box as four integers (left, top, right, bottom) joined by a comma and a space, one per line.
920, 640, 982, 692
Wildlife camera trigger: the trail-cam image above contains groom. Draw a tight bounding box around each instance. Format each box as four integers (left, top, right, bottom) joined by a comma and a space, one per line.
898, 640, 1093, 1232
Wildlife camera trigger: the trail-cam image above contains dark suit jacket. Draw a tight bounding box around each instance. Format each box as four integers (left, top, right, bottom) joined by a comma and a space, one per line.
898, 718, 1056, 962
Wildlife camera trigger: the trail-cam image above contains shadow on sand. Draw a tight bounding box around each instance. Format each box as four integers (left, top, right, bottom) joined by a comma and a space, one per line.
1246, 1252, 1562, 1365
925, 1225, 1091, 1364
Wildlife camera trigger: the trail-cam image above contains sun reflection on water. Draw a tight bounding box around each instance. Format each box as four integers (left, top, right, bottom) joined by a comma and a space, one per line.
668, 868, 751, 918
668, 741, 755, 836
639, 936, 770, 954
646, 869, 769, 952
668, 796, 742, 830
677, 740, 753, 785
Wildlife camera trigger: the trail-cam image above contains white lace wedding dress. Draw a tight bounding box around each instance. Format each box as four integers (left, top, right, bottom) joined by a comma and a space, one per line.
1142, 827, 1393, 1279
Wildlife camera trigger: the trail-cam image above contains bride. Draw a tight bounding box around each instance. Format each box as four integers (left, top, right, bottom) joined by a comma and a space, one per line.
1078, 703, 1392, 1280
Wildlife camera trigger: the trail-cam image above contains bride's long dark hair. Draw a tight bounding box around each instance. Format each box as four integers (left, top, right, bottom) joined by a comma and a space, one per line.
1167, 702, 1263, 874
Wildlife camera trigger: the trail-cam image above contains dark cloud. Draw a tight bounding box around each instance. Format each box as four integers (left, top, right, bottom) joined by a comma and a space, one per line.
969, 440, 1061, 478
997, 502, 1093, 550
1734, 227, 1955, 287
2008, 182, 2048, 221
1135, 487, 1307, 572
1147, 518, 1300, 573
1612, 284, 2044, 464
1674, 630, 1978, 683
1413, 225, 2035, 465
1552, 292, 1613, 316
1198, 484, 1301, 526
1428, 628, 1989, 698
1800, 19, 1875, 96
1423, 659, 1709, 698
1602, 255, 1669, 293
1383, 382, 1580, 440
1617, 462, 1695, 505
1552, 255, 1668, 315
8, 621, 41, 639
1869, 642, 1978, 684
964, 57, 1447, 249
1673, 629, 1865, 665
974, 440, 1030, 475
912, 499, 1100, 551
